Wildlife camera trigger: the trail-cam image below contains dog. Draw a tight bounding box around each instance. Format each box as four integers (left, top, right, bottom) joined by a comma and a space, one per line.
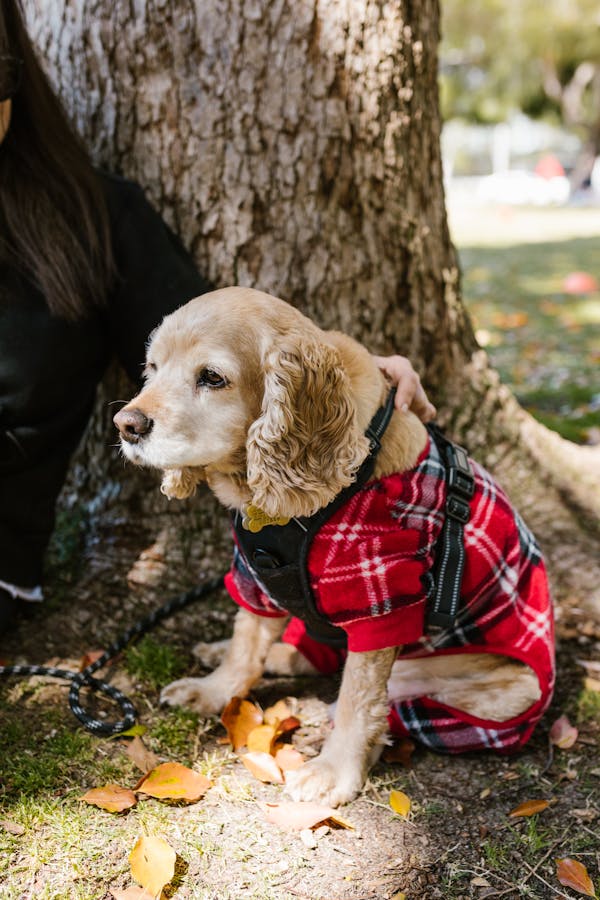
114, 286, 554, 807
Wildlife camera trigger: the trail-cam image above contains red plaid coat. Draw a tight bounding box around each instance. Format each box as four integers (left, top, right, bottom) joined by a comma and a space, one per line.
225, 436, 554, 754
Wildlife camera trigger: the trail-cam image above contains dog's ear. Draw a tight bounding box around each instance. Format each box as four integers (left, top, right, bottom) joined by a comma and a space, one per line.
160, 467, 205, 500
246, 332, 369, 518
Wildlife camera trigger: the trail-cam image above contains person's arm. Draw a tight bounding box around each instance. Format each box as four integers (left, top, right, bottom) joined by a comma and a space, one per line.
373, 355, 436, 422
103, 175, 214, 385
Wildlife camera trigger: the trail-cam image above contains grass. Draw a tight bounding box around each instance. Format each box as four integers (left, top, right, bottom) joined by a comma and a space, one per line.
449, 204, 600, 444
124, 636, 189, 690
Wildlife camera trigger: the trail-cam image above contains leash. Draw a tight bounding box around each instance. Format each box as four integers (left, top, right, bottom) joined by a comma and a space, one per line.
0, 575, 224, 736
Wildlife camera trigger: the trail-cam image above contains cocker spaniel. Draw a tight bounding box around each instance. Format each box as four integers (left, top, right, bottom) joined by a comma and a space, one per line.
114, 287, 553, 807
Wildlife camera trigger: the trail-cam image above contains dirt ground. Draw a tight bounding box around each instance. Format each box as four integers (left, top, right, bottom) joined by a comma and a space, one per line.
1, 489, 599, 900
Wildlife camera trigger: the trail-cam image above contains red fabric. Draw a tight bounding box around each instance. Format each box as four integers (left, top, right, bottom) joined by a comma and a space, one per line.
225, 436, 554, 753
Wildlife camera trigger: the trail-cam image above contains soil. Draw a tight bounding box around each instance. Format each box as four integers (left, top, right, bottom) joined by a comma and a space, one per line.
1, 488, 599, 900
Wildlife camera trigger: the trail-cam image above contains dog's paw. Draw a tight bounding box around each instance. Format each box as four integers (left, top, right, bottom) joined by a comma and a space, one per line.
285, 755, 364, 807
159, 675, 228, 715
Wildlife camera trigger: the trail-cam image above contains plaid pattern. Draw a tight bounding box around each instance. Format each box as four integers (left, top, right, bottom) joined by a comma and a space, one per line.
225, 436, 554, 754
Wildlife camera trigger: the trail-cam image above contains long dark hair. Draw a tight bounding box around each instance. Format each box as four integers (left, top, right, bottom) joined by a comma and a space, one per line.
0, 0, 114, 320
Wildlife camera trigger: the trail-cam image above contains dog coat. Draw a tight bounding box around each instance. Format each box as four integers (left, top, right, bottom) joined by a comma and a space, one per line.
225, 435, 554, 754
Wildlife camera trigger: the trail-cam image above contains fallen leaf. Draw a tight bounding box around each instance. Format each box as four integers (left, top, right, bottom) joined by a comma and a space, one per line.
382, 738, 415, 768
221, 697, 263, 750
111, 887, 155, 899
260, 801, 354, 831
584, 677, 600, 693
79, 649, 105, 671
274, 745, 305, 771
389, 790, 411, 817
125, 736, 161, 774
79, 784, 137, 813
241, 751, 285, 784
549, 715, 578, 749
115, 725, 148, 739
129, 835, 176, 898
0, 819, 25, 835
275, 716, 301, 738
555, 857, 596, 896
263, 699, 293, 724
136, 762, 211, 802
508, 799, 550, 818
471, 877, 491, 888
246, 723, 279, 754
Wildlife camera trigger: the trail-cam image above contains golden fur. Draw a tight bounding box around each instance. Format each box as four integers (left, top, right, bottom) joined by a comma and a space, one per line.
115, 287, 541, 807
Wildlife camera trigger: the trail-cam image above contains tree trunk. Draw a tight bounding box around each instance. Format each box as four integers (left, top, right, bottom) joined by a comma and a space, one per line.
27, 0, 600, 625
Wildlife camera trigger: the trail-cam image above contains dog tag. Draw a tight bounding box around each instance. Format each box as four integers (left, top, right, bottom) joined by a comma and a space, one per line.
241, 504, 290, 532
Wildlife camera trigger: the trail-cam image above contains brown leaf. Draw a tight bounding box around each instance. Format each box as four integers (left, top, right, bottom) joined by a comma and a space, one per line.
136, 762, 211, 802
79, 784, 137, 813
260, 801, 354, 831
508, 799, 550, 818
382, 738, 415, 768
0, 819, 25, 835
246, 724, 279, 754
275, 716, 301, 738
241, 751, 285, 783
129, 835, 175, 897
274, 746, 305, 771
79, 649, 105, 671
221, 697, 263, 750
555, 858, 597, 896
263, 699, 293, 724
125, 736, 161, 774
549, 715, 578, 749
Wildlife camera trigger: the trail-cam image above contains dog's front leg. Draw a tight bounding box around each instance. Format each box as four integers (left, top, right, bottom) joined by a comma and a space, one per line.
160, 608, 287, 714
286, 647, 396, 807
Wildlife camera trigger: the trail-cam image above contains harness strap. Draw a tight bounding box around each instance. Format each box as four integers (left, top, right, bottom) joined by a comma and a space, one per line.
426, 423, 475, 630
232, 388, 397, 647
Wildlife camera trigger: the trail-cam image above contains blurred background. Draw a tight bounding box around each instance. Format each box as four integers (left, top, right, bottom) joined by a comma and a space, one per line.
440, 0, 600, 444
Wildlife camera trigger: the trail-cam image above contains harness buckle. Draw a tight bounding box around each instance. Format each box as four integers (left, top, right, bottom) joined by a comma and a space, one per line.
446, 494, 471, 524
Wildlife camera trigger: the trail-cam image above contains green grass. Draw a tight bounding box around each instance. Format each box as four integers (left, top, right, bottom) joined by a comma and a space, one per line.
124, 636, 189, 690
451, 207, 600, 444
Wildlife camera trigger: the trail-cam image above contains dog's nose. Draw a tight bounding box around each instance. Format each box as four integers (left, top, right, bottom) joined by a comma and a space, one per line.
113, 407, 153, 444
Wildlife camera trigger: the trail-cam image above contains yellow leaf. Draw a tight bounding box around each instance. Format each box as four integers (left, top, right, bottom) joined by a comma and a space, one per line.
241, 751, 284, 783
555, 857, 597, 897
129, 835, 175, 898
221, 697, 263, 750
389, 790, 411, 817
136, 762, 211, 802
274, 745, 305, 771
79, 784, 137, 813
263, 699, 292, 724
246, 724, 278, 754
508, 799, 550, 818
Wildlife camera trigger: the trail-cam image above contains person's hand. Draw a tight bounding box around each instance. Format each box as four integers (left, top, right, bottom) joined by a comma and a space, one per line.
373, 355, 436, 423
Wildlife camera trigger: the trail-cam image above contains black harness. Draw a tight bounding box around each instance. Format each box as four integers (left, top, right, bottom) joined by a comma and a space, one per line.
232, 392, 475, 646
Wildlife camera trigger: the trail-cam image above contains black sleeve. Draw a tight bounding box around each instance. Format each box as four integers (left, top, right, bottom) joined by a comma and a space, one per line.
103, 174, 214, 385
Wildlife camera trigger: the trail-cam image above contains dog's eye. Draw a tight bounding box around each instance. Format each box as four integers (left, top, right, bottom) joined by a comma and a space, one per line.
197, 368, 227, 389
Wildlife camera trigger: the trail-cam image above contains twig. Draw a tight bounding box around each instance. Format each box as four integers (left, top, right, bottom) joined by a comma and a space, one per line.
520, 859, 576, 899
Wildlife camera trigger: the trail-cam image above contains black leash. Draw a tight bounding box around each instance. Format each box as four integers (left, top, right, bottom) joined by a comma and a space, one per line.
0, 575, 224, 736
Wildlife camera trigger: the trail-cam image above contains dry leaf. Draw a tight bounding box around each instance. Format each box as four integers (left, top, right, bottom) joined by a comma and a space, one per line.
125, 737, 161, 774
508, 799, 550, 818
136, 762, 211, 802
246, 724, 279, 754
389, 790, 411, 817
382, 738, 415, 768
263, 699, 293, 724
260, 801, 354, 831
274, 745, 305, 771
275, 716, 301, 738
129, 835, 175, 897
549, 715, 578, 749
221, 697, 263, 750
584, 677, 600, 693
111, 887, 155, 899
79, 649, 105, 671
241, 751, 285, 783
0, 819, 25, 835
79, 784, 137, 813
555, 858, 596, 897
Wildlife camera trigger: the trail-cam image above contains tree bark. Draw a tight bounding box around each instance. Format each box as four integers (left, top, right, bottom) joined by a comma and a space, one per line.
27, 0, 600, 623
